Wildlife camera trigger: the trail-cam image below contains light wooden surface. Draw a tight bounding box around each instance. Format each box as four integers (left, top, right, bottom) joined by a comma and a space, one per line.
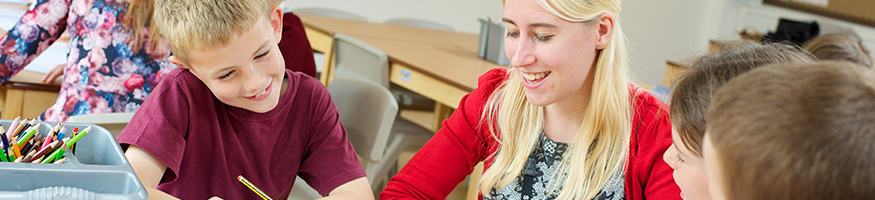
0, 70, 62, 119
299, 13, 505, 200
663, 60, 690, 87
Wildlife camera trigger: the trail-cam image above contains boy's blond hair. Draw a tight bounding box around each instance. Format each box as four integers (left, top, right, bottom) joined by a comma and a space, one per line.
670, 41, 814, 157
152, 0, 271, 63
706, 61, 875, 200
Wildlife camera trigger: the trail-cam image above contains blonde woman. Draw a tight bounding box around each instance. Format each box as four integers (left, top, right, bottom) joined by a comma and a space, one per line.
381, 0, 679, 199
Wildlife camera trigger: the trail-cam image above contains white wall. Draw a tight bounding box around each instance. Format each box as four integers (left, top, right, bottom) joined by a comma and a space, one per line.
283, 0, 505, 34
286, 0, 875, 86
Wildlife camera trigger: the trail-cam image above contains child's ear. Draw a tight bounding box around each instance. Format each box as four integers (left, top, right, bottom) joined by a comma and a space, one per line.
270, 5, 283, 43
169, 56, 189, 69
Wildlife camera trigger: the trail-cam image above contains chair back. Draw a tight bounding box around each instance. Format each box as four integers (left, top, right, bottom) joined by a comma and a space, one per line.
385, 18, 455, 31
332, 33, 390, 88
292, 7, 367, 21
327, 78, 398, 166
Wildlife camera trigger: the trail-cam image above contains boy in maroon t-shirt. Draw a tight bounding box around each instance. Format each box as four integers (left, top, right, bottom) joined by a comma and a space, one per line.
116, 0, 372, 199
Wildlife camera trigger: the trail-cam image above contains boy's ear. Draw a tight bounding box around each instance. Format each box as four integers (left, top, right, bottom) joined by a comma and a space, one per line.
169, 56, 189, 69
270, 5, 283, 43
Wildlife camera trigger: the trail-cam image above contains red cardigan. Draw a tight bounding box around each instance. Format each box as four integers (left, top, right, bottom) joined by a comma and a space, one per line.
380, 68, 681, 200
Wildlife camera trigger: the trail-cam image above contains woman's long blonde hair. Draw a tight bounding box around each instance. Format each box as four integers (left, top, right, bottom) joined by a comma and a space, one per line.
479, 0, 631, 199
123, 0, 160, 53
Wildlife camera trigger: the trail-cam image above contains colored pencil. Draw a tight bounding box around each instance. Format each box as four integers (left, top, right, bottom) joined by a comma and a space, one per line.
237, 175, 273, 200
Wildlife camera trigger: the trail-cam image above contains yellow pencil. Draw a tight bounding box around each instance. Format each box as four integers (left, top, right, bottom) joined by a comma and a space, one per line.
237, 175, 272, 200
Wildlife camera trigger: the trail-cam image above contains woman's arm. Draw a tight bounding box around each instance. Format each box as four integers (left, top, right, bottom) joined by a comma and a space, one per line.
380, 68, 507, 199
0, 0, 70, 84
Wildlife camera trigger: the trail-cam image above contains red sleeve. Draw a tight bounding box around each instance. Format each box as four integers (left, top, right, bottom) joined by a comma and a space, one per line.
278, 12, 317, 78
626, 87, 681, 200
297, 74, 367, 196
380, 68, 507, 199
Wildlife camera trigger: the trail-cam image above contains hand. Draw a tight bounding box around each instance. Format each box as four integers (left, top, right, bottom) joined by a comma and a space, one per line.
208, 197, 224, 200
41, 64, 65, 84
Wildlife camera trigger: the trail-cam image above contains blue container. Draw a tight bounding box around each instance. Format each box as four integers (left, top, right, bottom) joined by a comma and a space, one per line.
0, 120, 147, 200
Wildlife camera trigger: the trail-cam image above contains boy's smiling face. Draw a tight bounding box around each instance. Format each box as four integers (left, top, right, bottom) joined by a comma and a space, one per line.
171, 6, 286, 113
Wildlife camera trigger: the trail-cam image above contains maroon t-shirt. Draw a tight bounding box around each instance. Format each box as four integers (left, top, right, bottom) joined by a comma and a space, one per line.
117, 68, 364, 199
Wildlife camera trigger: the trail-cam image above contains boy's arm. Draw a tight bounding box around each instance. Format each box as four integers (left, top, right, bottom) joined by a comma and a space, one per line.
126, 145, 181, 200
318, 177, 373, 200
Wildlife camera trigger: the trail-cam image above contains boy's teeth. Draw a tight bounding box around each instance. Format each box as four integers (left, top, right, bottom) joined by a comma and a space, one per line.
523, 72, 549, 81
255, 88, 267, 97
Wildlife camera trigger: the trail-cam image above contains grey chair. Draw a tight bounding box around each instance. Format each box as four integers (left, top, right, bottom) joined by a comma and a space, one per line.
327, 33, 436, 195
289, 78, 399, 199
332, 33, 390, 88
385, 18, 455, 31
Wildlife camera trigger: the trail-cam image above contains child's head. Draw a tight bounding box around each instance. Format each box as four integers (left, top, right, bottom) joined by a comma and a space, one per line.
804, 33, 873, 68
154, 0, 286, 113
664, 40, 814, 200
703, 61, 875, 200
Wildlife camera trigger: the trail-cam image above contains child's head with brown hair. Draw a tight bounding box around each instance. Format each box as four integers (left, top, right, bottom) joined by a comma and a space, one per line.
663, 40, 814, 200
153, 0, 288, 113
804, 33, 873, 68
703, 61, 875, 200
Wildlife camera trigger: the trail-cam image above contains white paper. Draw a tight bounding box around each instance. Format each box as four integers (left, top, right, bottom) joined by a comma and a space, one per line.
23, 41, 67, 74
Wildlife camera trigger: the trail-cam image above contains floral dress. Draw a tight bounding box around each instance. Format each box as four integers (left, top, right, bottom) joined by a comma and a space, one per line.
0, 0, 176, 122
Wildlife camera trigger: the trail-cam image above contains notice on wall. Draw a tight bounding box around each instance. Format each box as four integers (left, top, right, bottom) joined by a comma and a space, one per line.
793, 0, 829, 7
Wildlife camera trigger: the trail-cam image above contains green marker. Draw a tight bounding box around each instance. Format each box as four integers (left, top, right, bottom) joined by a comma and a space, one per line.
65, 126, 91, 147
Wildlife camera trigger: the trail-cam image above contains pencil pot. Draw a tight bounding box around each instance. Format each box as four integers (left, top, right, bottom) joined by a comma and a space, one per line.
478, 19, 511, 66
0, 120, 147, 200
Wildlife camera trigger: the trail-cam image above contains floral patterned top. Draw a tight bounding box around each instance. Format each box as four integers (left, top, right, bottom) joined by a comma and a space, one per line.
486, 132, 626, 200
0, 0, 176, 122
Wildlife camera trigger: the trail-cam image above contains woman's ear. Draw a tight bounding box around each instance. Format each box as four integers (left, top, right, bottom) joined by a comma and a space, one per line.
270, 5, 284, 43
595, 12, 615, 50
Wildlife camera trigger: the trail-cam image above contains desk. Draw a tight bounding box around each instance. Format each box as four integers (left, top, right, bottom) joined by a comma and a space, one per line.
0, 70, 61, 119
300, 13, 504, 129
299, 13, 502, 200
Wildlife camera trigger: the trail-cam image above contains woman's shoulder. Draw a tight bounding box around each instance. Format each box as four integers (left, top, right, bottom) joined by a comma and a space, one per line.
473, 68, 509, 96
630, 84, 669, 123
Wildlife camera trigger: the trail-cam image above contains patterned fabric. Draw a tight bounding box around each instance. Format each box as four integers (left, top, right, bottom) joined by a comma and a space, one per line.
486, 133, 625, 200
0, 0, 176, 122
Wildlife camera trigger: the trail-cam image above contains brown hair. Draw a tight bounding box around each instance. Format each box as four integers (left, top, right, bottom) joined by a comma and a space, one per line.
804, 33, 873, 68
670, 40, 814, 157
706, 61, 875, 200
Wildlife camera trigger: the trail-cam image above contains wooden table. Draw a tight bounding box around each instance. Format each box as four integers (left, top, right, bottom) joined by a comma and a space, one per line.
300, 13, 504, 130
0, 70, 61, 119
299, 13, 502, 200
